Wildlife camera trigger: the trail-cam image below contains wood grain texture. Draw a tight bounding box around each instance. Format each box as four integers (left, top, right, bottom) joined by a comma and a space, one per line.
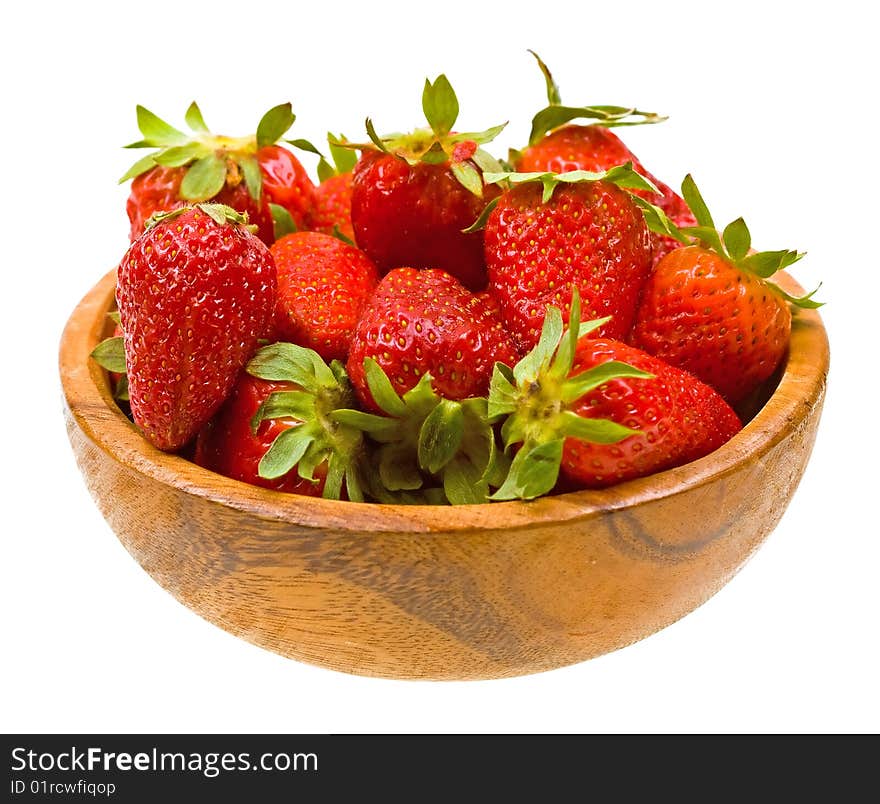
59, 269, 829, 680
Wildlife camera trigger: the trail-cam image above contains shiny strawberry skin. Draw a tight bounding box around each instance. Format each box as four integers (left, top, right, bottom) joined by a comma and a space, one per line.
307, 172, 355, 242
116, 207, 276, 451
194, 374, 325, 495
562, 338, 742, 488
350, 151, 499, 291
484, 180, 652, 350
259, 144, 316, 232
126, 165, 276, 245
347, 267, 519, 411
630, 245, 792, 403
270, 232, 379, 361
517, 124, 696, 267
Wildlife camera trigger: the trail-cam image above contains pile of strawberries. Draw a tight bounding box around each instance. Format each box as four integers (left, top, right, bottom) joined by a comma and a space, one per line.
92, 54, 820, 504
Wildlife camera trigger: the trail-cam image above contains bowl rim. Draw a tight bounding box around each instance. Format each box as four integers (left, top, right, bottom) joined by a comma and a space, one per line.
60, 268, 829, 534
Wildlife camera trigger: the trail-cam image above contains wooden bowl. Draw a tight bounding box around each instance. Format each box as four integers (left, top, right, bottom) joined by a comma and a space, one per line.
60, 269, 829, 680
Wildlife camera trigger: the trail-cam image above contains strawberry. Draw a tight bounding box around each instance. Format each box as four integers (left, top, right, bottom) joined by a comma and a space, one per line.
346, 267, 519, 411
481, 166, 654, 351
488, 292, 742, 498
194, 374, 327, 496
348, 75, 506, 290
194, 343, 367, 500
305, 134, 357, 242
514, 51, 695, 267
270, 231, 379, 361
116, 204, 276, 451
120, 102, 316, 245
630, 175, 821, 404
308, 173, 355, 242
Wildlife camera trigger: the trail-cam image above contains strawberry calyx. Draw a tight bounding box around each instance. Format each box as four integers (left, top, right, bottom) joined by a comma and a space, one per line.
119, 102, 318, 204
465, 163, 659, 232
633, 175, 822, 308
527, 50, 667, 145
245, 343, 368, 501
332, 359, 507, 505
345, 75, 506, 197
144, 202, 256, 232
488, 291, 652, 501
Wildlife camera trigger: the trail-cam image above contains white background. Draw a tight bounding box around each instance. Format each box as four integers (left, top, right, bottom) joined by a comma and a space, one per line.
3, 1, 877, 734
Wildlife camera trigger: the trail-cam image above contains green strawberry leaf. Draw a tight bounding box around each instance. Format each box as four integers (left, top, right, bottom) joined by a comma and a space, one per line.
247, 342, 334, 393
487, 362, 519, 420
740, 249, 805, 278
681, 174, 715, 230
258, 425, 317, 479
461, 197, 500, 234
118, 153, 158, 184
766, 280, 824, 308
447, 123, 508, 147
363, 358, 407, 417
514, 304, 563, 384
135, 105, 188, 147
286, 137, 322, 156
450, 160, 483, 198
364, 118, 390, 153
629, 196, 690, 243
256, 103, 295, 148
107, 311, 121, 325
152, 142, 204, 168
184, 101, 209, 133
331, 225, 356, 247
269, 203, 297, 239
251, 390, 316, 431
490, 439, 564, 501
379, 444, 424, 491
422, 74, 459, 137
179, 154, 227, 201
238, 154, 263, 201
561, 361, 654, 404
528, 49, 562, 106
90, 336, 126, 374
113, 373, 130, 402
529, 105, 666, 146
443, 456, 488, 505
328, 133, 357, 174
557, 411, 639, 443
331, 408, 399, 436
418, 399, 464, 474
317, 157, 335, 184
577, 315, 613, 339
679, 225, 727, 257
722, 217, 751, 262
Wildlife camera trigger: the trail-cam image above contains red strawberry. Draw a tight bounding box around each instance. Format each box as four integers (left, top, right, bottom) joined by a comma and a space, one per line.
307, 172, 354, 242
488, 293, 742, 498
483, 167, 654, 351
121, 103, 316, 245
194, 374, 326, 496
348, 75, 505, 290
630, 175, 820, 404
561, 338, 741, 487
116, 204, 276, 451
515, 52, 694, 266
346, 267, 519, 411
270, 232, 379, 361
305, 133, 357, 242
195, 342, 368, 500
